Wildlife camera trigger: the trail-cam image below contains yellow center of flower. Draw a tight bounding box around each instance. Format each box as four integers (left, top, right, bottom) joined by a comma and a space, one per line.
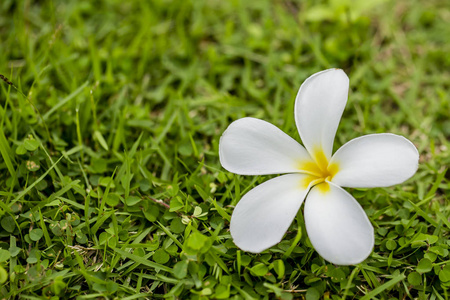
298, 148, 339, 193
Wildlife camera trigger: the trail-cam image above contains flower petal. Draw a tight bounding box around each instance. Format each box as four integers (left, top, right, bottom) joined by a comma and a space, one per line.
330, 134, 419, 188
294, 69, 349, 161
304, 183, 374, 265
230, 174, 311, 253
219, 117, 311, 175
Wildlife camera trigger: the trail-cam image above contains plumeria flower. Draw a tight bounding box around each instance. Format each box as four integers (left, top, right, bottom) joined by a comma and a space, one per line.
219, 69, 419, 265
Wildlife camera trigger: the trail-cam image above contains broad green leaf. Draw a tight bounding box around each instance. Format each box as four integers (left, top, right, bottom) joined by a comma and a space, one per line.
16, 144, 27, 155
328, 267, 346, 283
429, 246, 448, 257
193, 206, 202, 217
407, 272, 421, 286
439, 265, 450, 282
250, 263, 268, 277
386, 240, 397, 250
51, 277, 66, 295
9, 246, 20, 257
215, 284, 230, 299
27, 248, 41, 264
305, 287, 320, 300
0, 249, 10, 262
23, 139, 39, 151
143, 203, 159, 222
173, 260, 189, 279
170, 218, 185, 234
272, 259, 285, 279
125, 195, 141, 206
99, 177, 116, 188
106, 193, 120, 206
153, 249, 170, 264
29, 228, 44, 241
167, 184, 179, 197
0, 265, 7, 284
416, 258, 432, 273
186, 231, 209, 252
1, 216, 15, 233
413, 233, 438, 245
169, 197, 184, 212
106, 281, 119, 292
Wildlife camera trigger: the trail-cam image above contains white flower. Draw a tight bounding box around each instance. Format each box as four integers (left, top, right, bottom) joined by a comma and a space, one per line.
219, 69, 419, 265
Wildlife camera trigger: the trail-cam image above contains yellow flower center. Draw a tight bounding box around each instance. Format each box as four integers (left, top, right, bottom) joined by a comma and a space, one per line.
298, 148, 339, 193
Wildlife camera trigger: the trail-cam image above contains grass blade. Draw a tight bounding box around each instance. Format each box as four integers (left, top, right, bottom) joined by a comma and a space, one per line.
360, 274, 406, 300
114, 248, 173, 273
11, 156, 63, 205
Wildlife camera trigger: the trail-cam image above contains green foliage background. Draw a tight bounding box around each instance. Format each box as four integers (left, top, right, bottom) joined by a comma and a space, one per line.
0, 0, 449, 299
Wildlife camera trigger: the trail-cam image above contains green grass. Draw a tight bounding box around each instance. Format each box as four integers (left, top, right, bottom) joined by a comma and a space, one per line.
0, 0, 449, 299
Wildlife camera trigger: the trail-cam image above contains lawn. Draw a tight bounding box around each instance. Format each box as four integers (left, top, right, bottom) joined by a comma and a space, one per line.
0, 0, 449, 299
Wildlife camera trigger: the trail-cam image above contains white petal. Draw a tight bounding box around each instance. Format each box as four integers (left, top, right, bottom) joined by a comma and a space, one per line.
330, 134, 419, 188
304, 183, 374, 265
230, 174, 311, 253
219, 117, 311, 175
294, 69, 349, 161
